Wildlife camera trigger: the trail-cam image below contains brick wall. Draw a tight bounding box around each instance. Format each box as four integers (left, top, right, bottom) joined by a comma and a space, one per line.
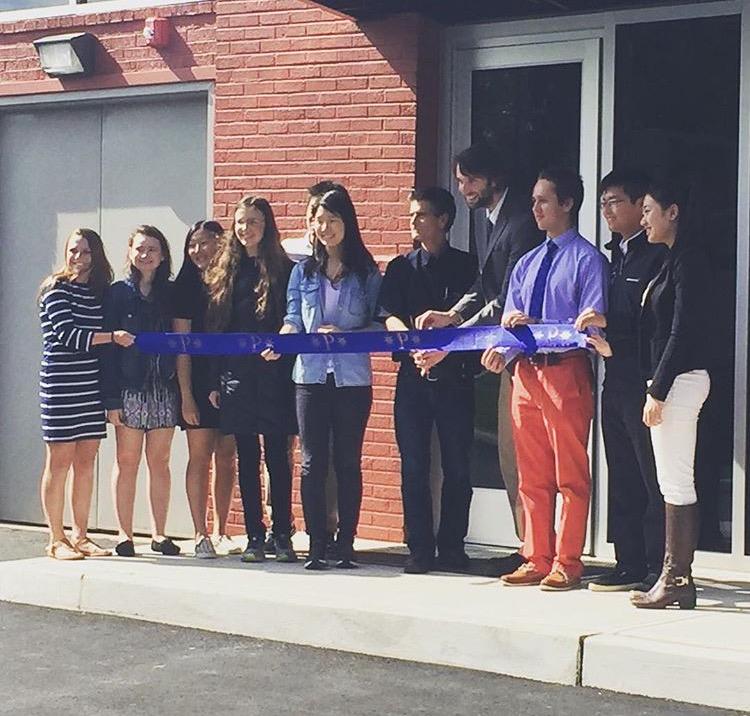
0, 2, 216, 94
213, 0, 436, 542
0, 0, 438, 543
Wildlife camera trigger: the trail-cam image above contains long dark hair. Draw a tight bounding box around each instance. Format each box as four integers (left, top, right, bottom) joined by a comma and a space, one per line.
126, 224, 172, 312
646, 171, 696, 247
174, 220, 224, 296
38, 228, 114, 300
304, 187, 376, 283
204, 196, 290, 331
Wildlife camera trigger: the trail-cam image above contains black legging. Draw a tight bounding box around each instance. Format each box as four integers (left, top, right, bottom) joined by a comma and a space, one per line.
234, 432, 292, 539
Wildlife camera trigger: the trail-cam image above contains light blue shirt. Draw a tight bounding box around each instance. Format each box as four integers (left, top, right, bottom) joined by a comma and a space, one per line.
502, 228, 609, 362
284, 261, 382, 387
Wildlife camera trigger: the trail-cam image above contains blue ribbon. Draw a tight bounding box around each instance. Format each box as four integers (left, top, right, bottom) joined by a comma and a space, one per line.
135, 324, 585, 356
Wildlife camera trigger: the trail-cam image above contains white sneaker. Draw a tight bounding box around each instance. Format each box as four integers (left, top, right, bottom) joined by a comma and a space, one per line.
213, 535, 242, 556
194, 536, 218, 559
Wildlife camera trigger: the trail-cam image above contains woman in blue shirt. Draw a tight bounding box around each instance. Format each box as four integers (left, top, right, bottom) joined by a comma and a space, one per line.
264, 187, 381, 570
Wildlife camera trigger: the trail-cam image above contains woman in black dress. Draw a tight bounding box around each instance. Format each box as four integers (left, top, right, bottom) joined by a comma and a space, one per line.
173, 220, 239, 559
38, 228, 134, 560
205, 197, 297, 563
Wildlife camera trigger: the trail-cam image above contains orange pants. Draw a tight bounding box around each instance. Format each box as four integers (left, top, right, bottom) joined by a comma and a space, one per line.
511, 354, 594, 578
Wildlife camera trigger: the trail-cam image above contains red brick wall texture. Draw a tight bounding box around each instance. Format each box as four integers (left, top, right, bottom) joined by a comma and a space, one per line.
0, 0, 438, 541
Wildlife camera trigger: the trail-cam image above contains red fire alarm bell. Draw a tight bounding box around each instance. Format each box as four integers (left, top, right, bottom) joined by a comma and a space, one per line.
144, 17, 170, 48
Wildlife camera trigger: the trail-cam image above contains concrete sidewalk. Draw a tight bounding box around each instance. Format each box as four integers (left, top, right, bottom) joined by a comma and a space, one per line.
1, 525, 748, 712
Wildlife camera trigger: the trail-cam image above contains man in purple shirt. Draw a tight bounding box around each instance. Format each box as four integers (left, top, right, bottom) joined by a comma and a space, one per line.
482, 167, 609, 590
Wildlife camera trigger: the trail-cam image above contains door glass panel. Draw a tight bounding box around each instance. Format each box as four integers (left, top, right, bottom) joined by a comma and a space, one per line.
614, 15, 740, 554
469, 63, 582, 490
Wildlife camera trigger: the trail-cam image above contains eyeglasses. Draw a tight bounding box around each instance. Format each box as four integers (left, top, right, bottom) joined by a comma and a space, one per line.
599, 198, 626, 210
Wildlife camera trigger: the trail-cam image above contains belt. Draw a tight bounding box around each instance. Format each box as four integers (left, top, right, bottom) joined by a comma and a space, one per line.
523, 349, 588, 367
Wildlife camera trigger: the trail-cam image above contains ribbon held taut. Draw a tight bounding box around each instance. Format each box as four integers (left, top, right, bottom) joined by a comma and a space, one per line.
134, 324, 586, 356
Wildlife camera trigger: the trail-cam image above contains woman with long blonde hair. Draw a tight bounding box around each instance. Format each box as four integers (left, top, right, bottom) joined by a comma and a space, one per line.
38, 228, 134, 560
206, 196, 298, 563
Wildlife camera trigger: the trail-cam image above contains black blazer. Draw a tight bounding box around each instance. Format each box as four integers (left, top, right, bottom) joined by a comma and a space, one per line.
639, 243, 714, 401
453, 189, 543, 327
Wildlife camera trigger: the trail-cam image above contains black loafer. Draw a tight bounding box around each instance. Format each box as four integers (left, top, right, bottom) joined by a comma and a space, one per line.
115, 540, 136, 557
436, 548, 471, 573
404, 555, 433, 574
588, 568, 646, 592
151, 537, 181, 556
484, 552, 527, 577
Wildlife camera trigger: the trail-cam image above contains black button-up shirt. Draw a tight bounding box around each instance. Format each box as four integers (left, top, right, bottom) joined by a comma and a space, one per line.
378, 245, 479, 380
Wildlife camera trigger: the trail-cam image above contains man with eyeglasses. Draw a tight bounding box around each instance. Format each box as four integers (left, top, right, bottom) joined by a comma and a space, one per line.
578, 168, 668, 592
378, 187, 479, 574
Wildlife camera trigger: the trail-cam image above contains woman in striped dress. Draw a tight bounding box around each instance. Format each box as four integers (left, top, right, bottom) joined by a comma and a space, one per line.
39, 228, 135, 560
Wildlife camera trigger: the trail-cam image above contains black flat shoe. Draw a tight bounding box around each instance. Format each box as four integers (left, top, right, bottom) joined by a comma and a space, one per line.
151, 537, 181, 556
115, 540, 136, 557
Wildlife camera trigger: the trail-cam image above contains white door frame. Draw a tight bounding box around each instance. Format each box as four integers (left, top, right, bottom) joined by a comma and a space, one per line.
441, 0, 750, 570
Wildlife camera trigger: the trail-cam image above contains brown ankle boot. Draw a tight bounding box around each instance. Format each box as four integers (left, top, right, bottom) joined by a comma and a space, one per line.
631, 503, 699, 610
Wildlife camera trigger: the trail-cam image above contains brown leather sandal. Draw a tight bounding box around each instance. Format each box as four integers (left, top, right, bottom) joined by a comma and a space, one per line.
73, 538, 112, 558
46, 538, 85, 561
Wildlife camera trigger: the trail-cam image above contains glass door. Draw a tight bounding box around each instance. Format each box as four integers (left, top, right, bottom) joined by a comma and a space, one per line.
448, 38, 601, 547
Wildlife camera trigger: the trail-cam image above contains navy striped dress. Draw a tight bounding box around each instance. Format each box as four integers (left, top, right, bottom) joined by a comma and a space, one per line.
39, 281, 107, 442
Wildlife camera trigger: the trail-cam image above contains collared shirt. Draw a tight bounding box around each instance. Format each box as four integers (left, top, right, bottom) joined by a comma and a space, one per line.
485, 187, 509, 228
284, 261, 382, 387
618, 229, 643, 257
502, 228, 609, 362
378, 244, 478, 379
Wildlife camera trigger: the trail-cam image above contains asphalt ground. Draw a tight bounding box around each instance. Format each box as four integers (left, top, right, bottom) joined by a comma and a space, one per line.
0, 601, 744, 716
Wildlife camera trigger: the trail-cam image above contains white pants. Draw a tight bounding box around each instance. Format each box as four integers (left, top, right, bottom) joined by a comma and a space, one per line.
649, 370, 710, 506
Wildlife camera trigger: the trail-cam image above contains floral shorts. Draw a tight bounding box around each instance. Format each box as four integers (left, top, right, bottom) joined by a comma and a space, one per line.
122, 379, 179, 431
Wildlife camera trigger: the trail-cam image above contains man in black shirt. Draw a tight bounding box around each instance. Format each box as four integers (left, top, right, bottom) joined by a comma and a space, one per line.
378, 187, 478, 574
578, 169, 668, 591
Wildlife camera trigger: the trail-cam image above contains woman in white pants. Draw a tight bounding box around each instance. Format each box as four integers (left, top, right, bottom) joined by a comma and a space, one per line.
630, 175, 713, 610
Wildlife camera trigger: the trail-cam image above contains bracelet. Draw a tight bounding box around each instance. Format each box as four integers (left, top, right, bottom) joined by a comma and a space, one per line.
111, 331, 115, 344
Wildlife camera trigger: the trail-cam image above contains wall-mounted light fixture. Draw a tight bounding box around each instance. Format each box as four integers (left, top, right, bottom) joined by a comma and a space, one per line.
33, 33, 96, 77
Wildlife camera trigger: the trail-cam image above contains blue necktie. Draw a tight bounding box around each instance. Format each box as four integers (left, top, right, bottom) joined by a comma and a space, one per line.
529, 241, 558, 319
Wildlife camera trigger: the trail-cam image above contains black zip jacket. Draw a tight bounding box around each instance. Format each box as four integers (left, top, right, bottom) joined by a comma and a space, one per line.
604, 231, 667, 388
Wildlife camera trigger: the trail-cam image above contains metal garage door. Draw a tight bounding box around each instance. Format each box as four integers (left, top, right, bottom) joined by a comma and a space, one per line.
0, 91, 208, 537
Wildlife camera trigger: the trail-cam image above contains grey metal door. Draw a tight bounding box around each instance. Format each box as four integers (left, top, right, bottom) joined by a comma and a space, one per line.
0, 94, 207, 537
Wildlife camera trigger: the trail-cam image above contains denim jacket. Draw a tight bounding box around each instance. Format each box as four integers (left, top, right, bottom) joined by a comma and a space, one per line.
100, 278, 177, 409
284, 261, 382, 387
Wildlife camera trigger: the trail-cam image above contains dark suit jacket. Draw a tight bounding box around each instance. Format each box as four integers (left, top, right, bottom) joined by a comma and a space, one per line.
452, 189, 543, 327
639, 243, 715, 401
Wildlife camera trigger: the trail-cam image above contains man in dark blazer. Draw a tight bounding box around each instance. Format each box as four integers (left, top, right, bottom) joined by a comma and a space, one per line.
415, 143, 543, 575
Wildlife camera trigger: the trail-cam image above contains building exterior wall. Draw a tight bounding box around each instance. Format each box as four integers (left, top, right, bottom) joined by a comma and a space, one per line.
0, 0, 433, 541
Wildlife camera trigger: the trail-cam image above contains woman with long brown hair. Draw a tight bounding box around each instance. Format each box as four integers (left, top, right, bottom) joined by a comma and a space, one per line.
206, 196, 298, 563
173, 220, 239, 558
38, 228, 134, 560
102, 225, 180, 558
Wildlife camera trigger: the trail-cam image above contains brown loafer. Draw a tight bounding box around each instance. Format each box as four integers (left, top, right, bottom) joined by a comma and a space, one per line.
540, 569, 581, 591
46, 538, 85, 561
73, 537, 112, 558
500, 562, 547, 586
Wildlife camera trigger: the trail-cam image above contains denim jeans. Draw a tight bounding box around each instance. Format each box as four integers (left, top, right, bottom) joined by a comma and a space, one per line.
394, 371, 474, 558
296, 376, 372, 542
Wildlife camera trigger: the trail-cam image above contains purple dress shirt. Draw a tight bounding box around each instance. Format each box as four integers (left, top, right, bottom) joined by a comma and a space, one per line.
502, 228, 609, 361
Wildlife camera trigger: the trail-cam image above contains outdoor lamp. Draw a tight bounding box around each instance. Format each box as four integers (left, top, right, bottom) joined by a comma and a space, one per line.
33, 33, 96, 77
